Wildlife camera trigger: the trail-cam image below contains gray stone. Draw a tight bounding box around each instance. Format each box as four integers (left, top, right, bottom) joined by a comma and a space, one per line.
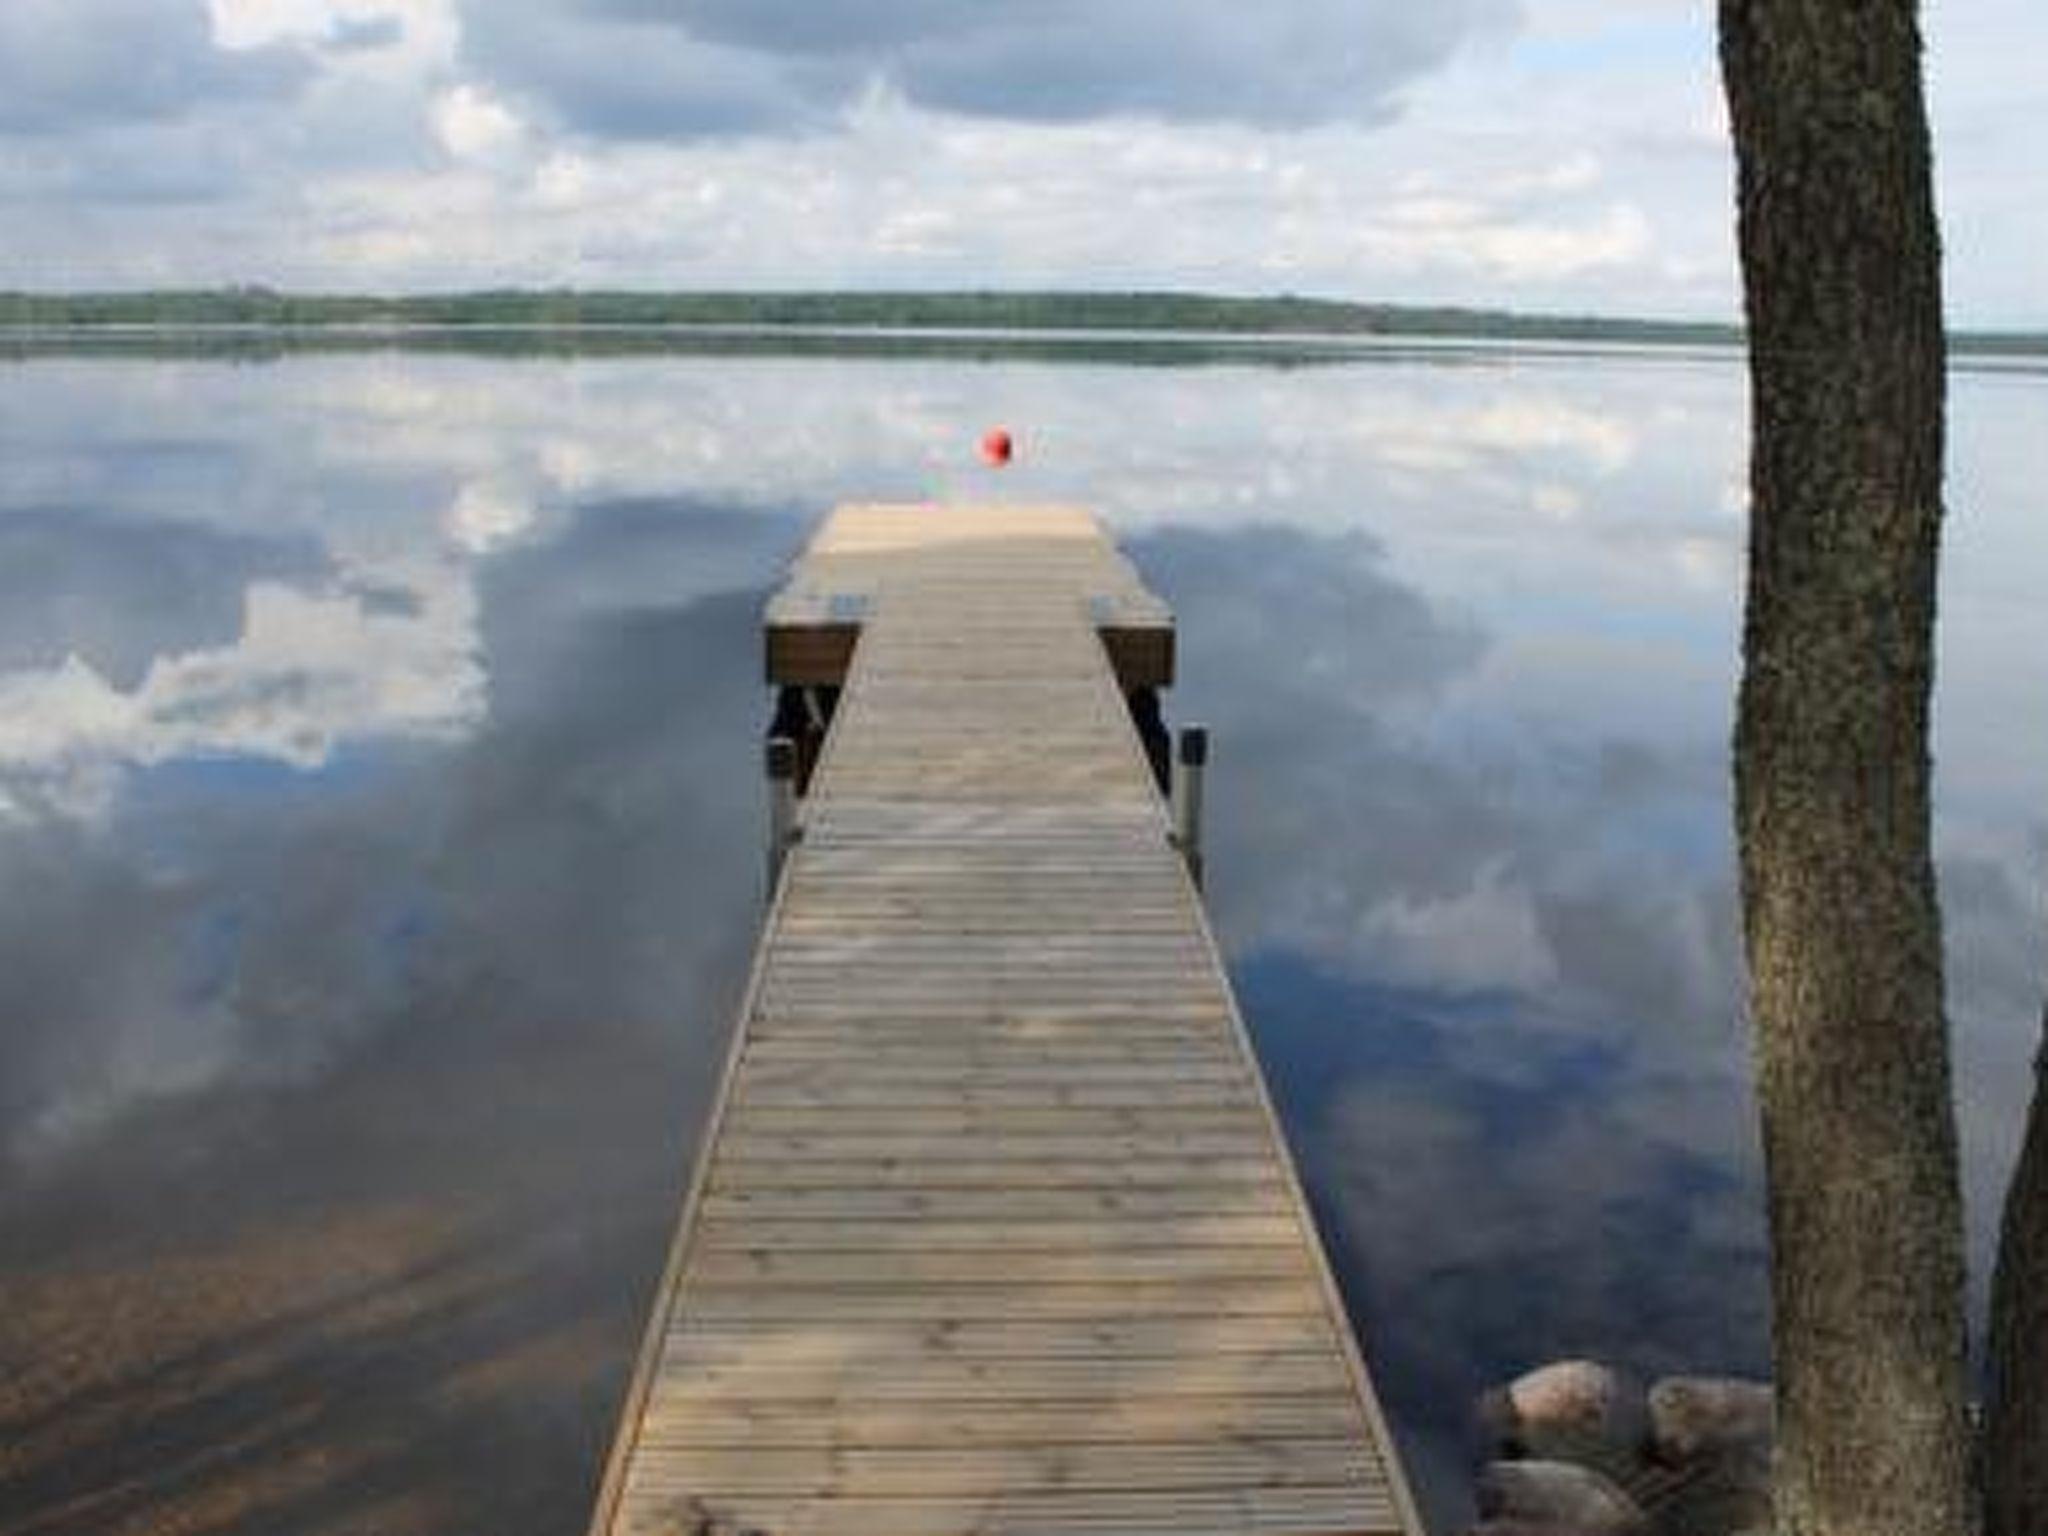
1477, 1382, 1523, 1448
1648, 1476, 1774, 1536
1480, 1359, 1651, 1480
1647, 1376, 1775, 1466
1636, 1381, 1775, 1536
1477, 1459, 1652, 1535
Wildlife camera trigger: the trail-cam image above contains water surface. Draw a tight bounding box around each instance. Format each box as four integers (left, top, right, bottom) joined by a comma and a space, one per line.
1, 345, 2042, 1533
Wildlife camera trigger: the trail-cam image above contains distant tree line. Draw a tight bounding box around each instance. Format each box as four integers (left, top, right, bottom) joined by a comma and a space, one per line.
5, 287, 2038, 354
4, 288, 2039, 354
0, 286, 1735, 343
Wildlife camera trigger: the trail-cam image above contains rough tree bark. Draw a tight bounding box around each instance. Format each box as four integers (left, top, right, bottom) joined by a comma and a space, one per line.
1985, 1005, 2048, 1534
1716, 3, 1975, 1534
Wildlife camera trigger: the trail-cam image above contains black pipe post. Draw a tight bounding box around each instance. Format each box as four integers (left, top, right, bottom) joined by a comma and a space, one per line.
765, 735, 798, 899
1174, 724, 1208, 890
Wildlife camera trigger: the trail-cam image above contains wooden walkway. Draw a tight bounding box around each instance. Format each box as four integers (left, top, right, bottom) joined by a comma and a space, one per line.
590, 506, 1421, 1536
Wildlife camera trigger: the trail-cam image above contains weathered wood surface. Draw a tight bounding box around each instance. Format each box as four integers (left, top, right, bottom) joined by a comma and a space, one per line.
765, 503, 1174, 691
593, 505, 1419, 1536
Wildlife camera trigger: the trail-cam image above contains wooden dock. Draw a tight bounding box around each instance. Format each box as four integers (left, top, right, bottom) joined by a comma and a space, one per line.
589, 505, 1421, 1536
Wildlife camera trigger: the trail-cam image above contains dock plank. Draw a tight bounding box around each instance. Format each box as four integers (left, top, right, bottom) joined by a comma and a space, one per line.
635, 1394, 1367, 1447
619, 1489, 1393, 1536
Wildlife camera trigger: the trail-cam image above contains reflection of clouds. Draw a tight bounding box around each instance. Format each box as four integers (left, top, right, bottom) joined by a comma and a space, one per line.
0, 351, 1732, 618
1244, 963, 1770, 1530
1142, 515, 1765, 1526
443, 477, 535, 552
1358, 395, 1639, 477
1, 351, 2040, 1530
1321, 1029, 1769, 1525
1357, 865, 1557, 994
1136, 523, 1521, 972
1144, 480, 2037, 1526
1, 490, 797, 1158
0, 562, 482, 822
0, 354, 917, 829
1146, 515, 1756, 1065
0, 496, 793, 1534
1144, 518, 1751, 1081
1671, 531, 1736, 589
1941, 853, 2048, 1320
0, 509, 330, 689
1531, 875, 1739, 1048
1531, 483, 1583, 521
1137, 519, 1743, 1047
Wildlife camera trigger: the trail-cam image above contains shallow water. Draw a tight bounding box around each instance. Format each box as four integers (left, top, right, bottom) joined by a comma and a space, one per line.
1, 345, 2042, 1532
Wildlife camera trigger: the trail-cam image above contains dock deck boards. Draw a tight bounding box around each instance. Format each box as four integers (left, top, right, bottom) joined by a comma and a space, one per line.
592, 505, 1420, 1536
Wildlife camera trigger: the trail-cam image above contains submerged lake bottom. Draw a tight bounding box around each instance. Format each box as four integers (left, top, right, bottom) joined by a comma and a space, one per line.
0, 340, 2041, 1533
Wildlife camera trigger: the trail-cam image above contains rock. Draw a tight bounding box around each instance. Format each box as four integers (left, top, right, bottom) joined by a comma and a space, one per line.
1647, 1376, 1774, 1466
1477, 1383, 1522, 1447
1477, 1459, 1652, 1535
1643, 1472, 1773, 1536
1639, 1379, 1775, 1536
1481, 1359, 1650, 1480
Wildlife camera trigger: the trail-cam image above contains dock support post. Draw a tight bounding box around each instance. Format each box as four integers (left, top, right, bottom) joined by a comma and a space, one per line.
766, 735, 798, 898
1174, 724, 1208, 890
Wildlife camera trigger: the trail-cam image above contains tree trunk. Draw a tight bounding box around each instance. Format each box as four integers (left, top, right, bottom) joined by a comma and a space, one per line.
1717, 4, 1974, 1535
1985, 1007, 2048, 1534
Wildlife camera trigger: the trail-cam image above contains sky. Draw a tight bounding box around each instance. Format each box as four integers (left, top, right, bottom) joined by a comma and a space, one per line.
0, 0, 2038, 323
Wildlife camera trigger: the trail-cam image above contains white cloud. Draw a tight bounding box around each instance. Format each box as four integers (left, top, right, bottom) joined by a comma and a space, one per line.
208, 0, 446, 57
874, 206, 962, 258
431, 83, 525, 161
1351, 199, 1654, 285
0, 1, 2037, 323
0, 0, 311, 135
209, 0, 335, 48
455, 0, 1518, 138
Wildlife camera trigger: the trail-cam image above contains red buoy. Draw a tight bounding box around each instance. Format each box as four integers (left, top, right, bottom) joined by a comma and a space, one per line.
979, 427, 1014, 466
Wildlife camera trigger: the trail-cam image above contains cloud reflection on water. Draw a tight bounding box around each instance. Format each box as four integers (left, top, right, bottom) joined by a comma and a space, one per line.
0, 487, 796, 1154
0, 349, 2041, 1533
0, 469, 805, 1530
1132, 518, 1763, 1522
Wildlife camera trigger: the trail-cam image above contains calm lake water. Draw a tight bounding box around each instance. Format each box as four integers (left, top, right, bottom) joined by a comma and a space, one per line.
1, 341, 2043, 1533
